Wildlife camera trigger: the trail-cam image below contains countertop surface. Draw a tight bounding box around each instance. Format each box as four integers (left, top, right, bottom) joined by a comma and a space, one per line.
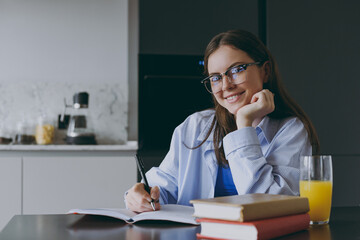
0, 141, 138, 151
2, 207, 360, 240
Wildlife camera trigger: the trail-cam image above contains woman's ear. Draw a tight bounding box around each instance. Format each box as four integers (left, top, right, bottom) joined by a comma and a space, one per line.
262, 61, 271, 83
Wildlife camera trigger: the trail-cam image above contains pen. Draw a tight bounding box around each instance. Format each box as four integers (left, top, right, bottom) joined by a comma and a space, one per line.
135, 154, 156, 211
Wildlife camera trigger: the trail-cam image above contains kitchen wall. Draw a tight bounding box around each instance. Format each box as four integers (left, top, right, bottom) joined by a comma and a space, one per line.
0, 0, 129, 144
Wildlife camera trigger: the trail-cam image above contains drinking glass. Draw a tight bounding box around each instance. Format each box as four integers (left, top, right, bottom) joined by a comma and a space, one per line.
300, 155, 333, 225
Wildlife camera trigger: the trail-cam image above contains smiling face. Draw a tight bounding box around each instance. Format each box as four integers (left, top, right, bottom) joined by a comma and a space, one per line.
207, 45, 267, 115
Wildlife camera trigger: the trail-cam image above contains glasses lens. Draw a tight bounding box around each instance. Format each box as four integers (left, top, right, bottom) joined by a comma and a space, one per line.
209, 75, 222, 93
203, 64, 250, 94
203, 79, 213, 93
228, 65, 246, 84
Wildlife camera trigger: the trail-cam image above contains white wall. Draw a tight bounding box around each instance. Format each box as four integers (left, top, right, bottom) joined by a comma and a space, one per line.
0, 0, 131, 144
128, 0, 138, 141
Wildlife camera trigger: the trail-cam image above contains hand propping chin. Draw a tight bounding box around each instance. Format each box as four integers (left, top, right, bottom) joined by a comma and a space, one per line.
236, 89, 275, 128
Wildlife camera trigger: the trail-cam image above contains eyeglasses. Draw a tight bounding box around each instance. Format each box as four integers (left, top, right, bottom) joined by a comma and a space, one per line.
201, 62, 262, 94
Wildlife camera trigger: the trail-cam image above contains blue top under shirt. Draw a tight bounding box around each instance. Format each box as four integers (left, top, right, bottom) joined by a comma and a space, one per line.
214, 165, 238, 197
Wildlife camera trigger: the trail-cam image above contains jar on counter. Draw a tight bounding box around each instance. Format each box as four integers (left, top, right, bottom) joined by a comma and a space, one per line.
15, 118, 36, 145
35, 115, 55, 145
0, 124, 12, 144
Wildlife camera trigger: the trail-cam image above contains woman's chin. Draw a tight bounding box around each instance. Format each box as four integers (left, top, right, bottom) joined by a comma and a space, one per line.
226, 104, 244, 115
227, 108, 239, 116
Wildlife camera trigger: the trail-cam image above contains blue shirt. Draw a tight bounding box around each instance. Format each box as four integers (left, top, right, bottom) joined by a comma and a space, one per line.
144, 109, 312, 206
215, 166, 238, 197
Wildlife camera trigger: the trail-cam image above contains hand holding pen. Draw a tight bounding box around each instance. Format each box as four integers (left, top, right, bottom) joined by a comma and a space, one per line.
125, 154, 160, 212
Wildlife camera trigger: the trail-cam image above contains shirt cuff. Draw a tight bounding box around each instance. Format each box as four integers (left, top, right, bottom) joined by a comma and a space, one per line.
223, 127, 260, 157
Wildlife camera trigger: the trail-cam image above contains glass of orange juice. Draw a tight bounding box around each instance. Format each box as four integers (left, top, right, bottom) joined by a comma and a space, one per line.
300, 155, 333, 225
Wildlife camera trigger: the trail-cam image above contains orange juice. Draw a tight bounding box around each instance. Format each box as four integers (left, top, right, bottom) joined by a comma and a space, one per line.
300, 180, 332, 223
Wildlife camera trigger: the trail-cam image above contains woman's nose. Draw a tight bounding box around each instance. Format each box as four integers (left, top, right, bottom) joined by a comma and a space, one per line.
221, 75, 235, 91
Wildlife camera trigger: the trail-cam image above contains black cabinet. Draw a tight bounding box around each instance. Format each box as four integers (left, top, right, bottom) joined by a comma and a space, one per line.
139, 0, 259, 55
267, 0, 360, 206
267, 0, 360, 155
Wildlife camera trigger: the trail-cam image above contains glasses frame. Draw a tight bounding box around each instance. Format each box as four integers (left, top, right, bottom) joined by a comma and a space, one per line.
201, 62, 262, 94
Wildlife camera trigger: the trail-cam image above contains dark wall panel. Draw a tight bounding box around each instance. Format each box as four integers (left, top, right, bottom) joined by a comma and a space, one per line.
267, 0, 360, 155
332, 156, 360, 207
140, 0, 259, 55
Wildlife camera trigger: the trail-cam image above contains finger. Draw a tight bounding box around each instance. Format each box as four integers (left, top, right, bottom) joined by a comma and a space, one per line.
133, 183, 152, 202
126, 192, 143, 211
270, 92, 275, 110
260, 89, 274, 107
154, 201, 161, 211
250, 92, 260, 104
139, 197, 154, 212
127, 198, 143, 213
262, 89, 271, 103
150, 186, 160, 201
127, 200, 138, 212
251, 89, 267, 104
264, 90, 275, 109
138, 195, 154, 211
129, 200, 152, 213
131, 194, 153, 212
126, 183, 158, 213
128, 184, 152, 210
262, 90, 275, 113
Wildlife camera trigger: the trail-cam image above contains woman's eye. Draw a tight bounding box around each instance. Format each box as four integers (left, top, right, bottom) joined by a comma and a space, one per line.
231, 66, 244, 74
210, 75, 221, 82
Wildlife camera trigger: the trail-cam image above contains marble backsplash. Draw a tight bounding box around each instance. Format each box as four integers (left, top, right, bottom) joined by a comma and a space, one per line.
0, 81, 128, 144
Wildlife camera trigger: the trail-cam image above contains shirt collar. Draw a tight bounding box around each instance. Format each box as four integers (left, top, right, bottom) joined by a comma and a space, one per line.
255, 116, 277, 144
197, 114, 215, 142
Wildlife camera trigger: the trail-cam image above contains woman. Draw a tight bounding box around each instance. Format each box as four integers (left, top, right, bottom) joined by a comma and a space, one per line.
125, 29, 319, 212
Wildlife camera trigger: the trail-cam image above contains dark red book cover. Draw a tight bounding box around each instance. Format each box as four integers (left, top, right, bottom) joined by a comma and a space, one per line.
196, 213, 310, 240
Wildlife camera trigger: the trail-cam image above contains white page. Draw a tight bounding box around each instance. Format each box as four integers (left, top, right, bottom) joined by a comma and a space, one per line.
68, 204, 198, 225
132, 204, 197, 224
67, 208, 137, 223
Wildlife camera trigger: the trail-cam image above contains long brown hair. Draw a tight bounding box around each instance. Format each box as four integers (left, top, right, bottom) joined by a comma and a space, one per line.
200, 29, 319, 166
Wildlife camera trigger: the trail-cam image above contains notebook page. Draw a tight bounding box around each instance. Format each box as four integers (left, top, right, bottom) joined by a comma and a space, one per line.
68, 208, 137, 221
132, 204, 198, 225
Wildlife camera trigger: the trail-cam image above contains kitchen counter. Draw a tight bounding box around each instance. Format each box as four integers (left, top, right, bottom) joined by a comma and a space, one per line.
0, 141, 138, 157
0, 141, 137, 151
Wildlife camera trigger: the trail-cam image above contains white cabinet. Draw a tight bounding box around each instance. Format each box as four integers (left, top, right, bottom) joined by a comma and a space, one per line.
0, 143, 138, 229
23, 156, 137, 214
0, 157, 22, 231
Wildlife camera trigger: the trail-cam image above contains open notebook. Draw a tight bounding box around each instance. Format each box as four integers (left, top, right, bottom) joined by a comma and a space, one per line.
67, 204, 198, 225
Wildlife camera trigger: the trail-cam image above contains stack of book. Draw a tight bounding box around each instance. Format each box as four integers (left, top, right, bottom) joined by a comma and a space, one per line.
190, 193, 310, 240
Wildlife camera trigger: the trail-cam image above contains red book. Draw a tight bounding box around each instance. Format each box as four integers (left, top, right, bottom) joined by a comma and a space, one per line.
196, 213, 310, 240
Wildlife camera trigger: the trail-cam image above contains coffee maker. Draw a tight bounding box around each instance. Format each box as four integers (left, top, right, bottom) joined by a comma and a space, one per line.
63, 92, 97, 145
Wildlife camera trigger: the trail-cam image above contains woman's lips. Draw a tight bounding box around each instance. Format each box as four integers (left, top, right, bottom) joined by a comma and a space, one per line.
225, 91, 245, 103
